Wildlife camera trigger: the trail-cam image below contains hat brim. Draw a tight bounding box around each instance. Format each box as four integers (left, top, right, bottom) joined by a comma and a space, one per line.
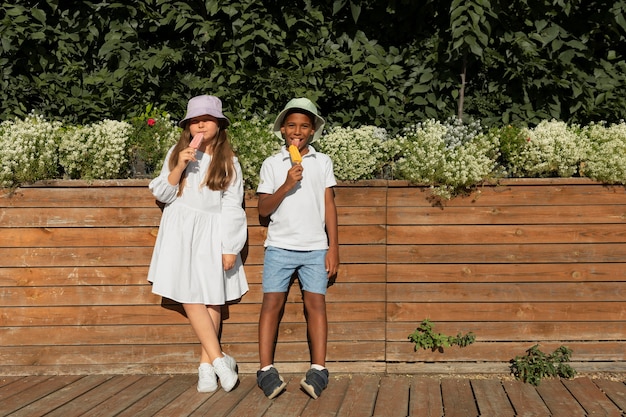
179, 115, 230, 128
273, 108, 325, 143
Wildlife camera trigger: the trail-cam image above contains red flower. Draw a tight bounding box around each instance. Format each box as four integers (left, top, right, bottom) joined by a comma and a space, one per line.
147, 118, 156, 127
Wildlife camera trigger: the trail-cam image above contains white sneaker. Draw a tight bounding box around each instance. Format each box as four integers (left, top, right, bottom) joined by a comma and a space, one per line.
222, 353, 237, 372
197, 363, 218, 392
213, 355, 238, 392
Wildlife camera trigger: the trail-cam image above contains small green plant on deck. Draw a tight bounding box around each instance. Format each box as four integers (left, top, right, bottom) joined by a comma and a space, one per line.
408, 319, 476, 352
510, 344, 576, 386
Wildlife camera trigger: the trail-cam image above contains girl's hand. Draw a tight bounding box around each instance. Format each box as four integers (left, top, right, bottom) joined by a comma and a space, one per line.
222, 254, 236, 271
177, 147, 197, 168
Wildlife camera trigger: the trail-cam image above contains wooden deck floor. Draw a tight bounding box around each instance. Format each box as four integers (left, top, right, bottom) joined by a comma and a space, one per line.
1, 373, 625, 417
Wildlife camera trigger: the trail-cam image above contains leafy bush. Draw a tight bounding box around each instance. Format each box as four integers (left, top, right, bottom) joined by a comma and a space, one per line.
127, 104, 180, 177
510, 344, 576, 386
228, 114, 282, 191
0, 113, 63, 187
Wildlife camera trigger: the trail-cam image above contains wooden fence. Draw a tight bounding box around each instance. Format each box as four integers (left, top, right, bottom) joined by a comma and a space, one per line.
0, 178, 624, 376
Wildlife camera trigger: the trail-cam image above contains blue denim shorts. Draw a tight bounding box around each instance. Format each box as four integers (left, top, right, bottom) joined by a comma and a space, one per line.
262, 246, 328, 295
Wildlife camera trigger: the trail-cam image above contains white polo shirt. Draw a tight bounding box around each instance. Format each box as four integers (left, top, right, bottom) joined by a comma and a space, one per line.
257, 146, 337, 251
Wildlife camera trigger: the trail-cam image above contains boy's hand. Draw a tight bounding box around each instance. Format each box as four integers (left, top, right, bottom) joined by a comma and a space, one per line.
325, 245, 339, 278
285, 164, 303, 188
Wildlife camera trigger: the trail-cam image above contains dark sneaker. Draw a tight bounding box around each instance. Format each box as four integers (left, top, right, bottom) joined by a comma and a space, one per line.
300, 368, 329, 399
257, 367, 287, 399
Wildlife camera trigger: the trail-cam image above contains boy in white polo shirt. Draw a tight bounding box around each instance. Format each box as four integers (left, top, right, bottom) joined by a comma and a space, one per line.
256, 98, 339, 400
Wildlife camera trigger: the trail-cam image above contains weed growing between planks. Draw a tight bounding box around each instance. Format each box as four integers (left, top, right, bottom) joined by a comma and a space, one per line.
408, 319, 476, 352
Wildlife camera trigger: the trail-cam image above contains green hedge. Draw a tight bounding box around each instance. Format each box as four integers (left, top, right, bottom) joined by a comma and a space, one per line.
1, 0, 625, 132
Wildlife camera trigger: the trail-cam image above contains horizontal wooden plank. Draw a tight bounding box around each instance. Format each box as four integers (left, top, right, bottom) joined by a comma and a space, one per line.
387, 302, 626, 322
0, 282, 385, 306
0, 207, 163, 227
0, 341, 387, 366
247, 224, 386, 246
0, 263, 386, 287
0, 266, 150, 287
388, 205, 626, 225
1, 186, 157, 208
0, 322, 385, 346
387, 341, 626, 362
0, 247, 155, 267
337, 206, 386, 225
334, 187, 387, 207
387, 282, 626, 302
387, 243, 626, 264
0, 245, 388, 269
386, 322, 626, 342
0, 227, 158, 248
387, 263, 626, 283
387, 184, 626, 207
0, 302, 387, 326
388, 224, 626, 244
244, 245, 387, 265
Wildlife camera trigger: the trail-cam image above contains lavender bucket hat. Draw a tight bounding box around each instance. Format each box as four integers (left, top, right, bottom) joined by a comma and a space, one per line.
179, 95, 230, 128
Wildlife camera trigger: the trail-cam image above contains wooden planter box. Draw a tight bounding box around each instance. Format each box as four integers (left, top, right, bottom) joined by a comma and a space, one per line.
1, 178, 625, 376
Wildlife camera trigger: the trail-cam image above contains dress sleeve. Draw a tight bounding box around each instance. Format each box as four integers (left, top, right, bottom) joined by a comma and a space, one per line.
148, 146, 179, 204
221, 157, 248, 255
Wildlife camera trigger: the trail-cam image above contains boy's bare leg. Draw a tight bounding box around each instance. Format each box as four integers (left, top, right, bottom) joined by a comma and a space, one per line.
302, 291, 328, 366
258, 292, 288, 368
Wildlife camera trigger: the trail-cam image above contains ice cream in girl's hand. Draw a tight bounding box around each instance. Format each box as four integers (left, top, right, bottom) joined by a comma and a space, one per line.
190, 133, 204, 149
288, 145, 302, 164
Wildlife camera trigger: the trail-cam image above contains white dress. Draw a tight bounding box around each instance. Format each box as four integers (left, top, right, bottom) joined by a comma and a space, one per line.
147, 147, 248, 304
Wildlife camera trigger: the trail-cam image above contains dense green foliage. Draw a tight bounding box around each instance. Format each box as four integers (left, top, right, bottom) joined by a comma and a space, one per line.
1, 1, 625, 131
408, 319, 476, 352
510, 344, 576, 385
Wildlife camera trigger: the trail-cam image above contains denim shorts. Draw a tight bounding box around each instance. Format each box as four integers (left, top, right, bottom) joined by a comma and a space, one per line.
262, 246, 328, 295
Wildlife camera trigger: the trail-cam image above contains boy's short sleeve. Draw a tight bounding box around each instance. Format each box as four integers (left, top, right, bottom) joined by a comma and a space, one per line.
257, 158, 276, 194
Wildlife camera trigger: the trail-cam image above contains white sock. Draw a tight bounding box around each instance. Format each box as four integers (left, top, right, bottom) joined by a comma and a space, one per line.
261, 364, 274, 372
311, 364, 326, 371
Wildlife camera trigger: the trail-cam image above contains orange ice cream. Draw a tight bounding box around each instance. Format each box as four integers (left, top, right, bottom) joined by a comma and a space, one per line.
288, 145, 302, 164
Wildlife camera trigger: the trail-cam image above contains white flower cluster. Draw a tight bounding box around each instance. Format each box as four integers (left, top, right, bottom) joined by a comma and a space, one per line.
442, 117, 483, 149
394, 119, 499, 199
316, 125, 391, 180
59, 120, 132, 179
229, 115, 281, 190
0, 113, 63, 187
507, 120, 588, 178
582, 121, 626, 184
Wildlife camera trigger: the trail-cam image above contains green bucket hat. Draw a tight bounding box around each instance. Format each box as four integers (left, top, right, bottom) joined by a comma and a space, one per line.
273, 98, 326, 143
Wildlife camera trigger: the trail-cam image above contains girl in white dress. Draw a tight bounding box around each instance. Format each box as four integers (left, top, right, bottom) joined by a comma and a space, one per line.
147, 95, 248, 393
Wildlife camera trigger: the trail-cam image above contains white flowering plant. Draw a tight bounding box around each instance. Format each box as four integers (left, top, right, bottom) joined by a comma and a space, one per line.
58, 120, 132, 180
0, 113, 64, 187
393, 118, 500, 199
3, 110, 626, 196
581, 121, 626, 184
316, 125, 393, 181
501, 120, 589, 178
228, 114, 282, 190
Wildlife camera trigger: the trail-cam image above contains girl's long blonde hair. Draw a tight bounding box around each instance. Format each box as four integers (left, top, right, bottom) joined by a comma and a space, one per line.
169, 121, 236, 195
